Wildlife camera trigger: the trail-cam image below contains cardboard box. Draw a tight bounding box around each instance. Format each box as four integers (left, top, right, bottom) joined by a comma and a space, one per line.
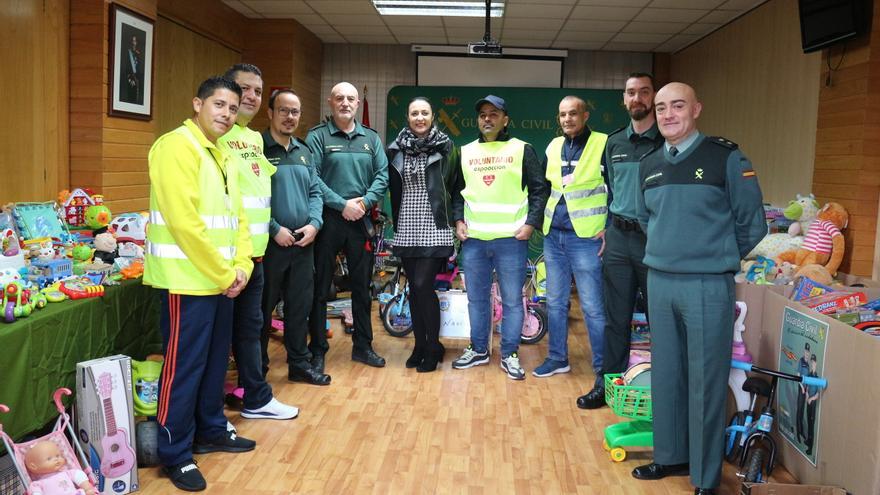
740, 482, 847, 495
76, 355, 139, 494
734, 284, 880, 495
438, 290, 470, 339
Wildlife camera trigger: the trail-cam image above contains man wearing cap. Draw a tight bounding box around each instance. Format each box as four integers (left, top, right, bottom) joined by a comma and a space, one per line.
451, 95, 547, 380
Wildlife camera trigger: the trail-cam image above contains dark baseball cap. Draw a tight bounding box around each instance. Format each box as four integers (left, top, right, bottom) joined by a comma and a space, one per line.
475, 95, 507, 113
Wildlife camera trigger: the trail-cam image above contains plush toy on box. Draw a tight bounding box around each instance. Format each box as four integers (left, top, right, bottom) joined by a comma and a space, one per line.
747, 193, 819, 259
775, 202, 848, 277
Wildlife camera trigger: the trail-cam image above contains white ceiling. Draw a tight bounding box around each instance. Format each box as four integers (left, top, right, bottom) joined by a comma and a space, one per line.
221, 0, 766, 52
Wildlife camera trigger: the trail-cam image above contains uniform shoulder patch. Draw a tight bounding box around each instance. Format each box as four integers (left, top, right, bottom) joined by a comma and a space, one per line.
639, 145, 663, 160
308, 122, 327, 132
607, 126, 627, 137
708, 136, 738, 149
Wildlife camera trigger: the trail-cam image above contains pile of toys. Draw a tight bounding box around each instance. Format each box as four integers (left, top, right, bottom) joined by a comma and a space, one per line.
0, 189, 147, 323
789, 275, 880, 338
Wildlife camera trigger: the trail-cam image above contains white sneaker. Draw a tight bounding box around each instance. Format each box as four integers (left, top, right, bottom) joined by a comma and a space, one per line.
501, 352, 526, 381
241, 397, 299, 420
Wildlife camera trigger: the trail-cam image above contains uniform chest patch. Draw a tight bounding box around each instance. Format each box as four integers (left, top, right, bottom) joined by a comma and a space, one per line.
644, 171, 663, 184
483, 174, 495, 186
252, 163, 260, 176
363, 143, 371, 152
325, 145, 344, 152
611, 153, 628, 163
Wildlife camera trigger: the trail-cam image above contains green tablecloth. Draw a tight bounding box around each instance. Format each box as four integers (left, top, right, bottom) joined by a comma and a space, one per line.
0, 279, 161, 440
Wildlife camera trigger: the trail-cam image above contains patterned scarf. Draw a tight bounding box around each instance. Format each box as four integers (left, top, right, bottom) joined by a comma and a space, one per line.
395, 125, 450, 155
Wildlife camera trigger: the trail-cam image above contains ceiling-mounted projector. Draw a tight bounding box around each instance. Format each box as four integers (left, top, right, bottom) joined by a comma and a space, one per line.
468, 42, 502, 56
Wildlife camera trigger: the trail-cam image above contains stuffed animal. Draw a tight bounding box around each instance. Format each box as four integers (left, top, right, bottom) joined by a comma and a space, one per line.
93, 233, 118, 264
747, 193, 820, 259
775, 202, 848, 276
794, 264, 834, 286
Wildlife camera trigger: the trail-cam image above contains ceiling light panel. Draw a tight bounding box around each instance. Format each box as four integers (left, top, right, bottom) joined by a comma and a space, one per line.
372, 1, 505, 17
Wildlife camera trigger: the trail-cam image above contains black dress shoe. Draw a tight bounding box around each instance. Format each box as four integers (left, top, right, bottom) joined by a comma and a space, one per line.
288, 365, 331, 385
576, 385, 606, 410
406, 348, 425, 368
352, 348, 386, 367
311, 354, 325, 374
632, 462, 689, 480
695, 489, 717, 494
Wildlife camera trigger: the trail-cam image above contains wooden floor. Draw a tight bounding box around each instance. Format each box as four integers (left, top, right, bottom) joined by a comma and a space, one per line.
137, 301, 794, 494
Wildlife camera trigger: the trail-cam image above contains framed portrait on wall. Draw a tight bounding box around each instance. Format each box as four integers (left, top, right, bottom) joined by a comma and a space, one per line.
108, 4, 154, 120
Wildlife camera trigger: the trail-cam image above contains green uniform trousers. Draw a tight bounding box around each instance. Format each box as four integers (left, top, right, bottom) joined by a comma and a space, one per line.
647, 269, 734, 489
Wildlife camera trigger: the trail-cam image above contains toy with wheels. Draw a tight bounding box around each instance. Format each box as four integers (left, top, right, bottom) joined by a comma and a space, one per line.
135, 420, 160, 467
602, 373, 653, 462
3, 281, 36, 323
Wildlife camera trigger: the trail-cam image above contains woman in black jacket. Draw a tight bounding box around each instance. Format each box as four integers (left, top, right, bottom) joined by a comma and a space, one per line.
387, 97, 457, 372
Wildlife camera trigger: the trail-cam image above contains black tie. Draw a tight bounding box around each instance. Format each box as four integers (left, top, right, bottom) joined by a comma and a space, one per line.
670, 146, 679, 157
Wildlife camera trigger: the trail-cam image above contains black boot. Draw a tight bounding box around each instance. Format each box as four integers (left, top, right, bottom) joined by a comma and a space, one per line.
406, 347, 425, 368
417, 343, 445, 372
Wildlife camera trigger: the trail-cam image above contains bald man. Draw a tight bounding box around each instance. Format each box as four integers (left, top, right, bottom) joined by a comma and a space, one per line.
306, 82, 389, 370
633, 82, 766, 495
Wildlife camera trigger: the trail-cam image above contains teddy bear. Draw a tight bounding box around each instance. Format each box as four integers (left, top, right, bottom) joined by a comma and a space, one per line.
747, 193, 819, 259
775, 202, 848, 277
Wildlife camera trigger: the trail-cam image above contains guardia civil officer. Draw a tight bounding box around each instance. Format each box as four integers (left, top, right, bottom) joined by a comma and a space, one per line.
577, 72, 664, 410
633, 82, 766, 495
306, 82, 389, 370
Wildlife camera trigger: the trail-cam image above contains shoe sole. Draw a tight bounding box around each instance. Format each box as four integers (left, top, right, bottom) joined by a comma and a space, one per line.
191, 444, 255, 454
288, 376, 331, 386
452, 356, 490, 369
532, 365, 571, 378
500, 362, 526, 380
163, 468, 206, 492
240, 410, 299, 420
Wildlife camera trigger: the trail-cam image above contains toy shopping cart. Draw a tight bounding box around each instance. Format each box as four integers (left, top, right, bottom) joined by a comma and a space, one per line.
602, 373, 654, 462
0, 389, 98, 494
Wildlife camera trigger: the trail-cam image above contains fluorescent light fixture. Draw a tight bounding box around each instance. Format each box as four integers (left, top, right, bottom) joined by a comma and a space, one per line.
372, 1, 504, 17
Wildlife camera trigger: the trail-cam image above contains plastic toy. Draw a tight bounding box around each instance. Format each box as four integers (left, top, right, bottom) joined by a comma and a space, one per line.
59, 279, 105, 299
602, 368, 653, 462
12, 202, 70, 241
0, 390, 98, 495
41, 283, 68, 303
132, 359, 162, 417
84, 204, 112, 232
29, 258, 73, 288
109, 213, 147, 245
119, 260, 144, 279
4, 281, 38, 323
117, 242, 144, 259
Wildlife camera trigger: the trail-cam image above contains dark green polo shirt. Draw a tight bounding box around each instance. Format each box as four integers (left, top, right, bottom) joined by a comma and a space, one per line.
262, 130, 323, 234
603, 121, 663, 220
305, 119, 389, 211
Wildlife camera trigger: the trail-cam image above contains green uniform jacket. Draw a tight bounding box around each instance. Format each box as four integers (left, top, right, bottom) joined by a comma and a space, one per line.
636, 133, 767, 273
603, 122, 664, 220
305, 119, 388, 210
262, 130, 323, 235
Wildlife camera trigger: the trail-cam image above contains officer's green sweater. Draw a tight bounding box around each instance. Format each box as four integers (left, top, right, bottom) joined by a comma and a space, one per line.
305, 119, 388, 211
603, 122, 663, 220
636, 133, 767, 274
262, 130, 323, 236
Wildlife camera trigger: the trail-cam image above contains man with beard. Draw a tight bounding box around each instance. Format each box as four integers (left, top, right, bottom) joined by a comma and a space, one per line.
578, 72, 664, 409
218, 64, 300, 419
261, 89, 328, 386
633, 82, 766, 495
307, 82, 389, 370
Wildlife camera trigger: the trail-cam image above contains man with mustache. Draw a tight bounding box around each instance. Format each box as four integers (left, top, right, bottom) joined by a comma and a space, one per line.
145, 76, 257, 492
577, 73, 664, 410
217, 64, 301, 419
307, 82, 389, 370
450, 95, 547, 380
533, 96, 608, 386
261, 88, 328, 386
633, 82, 766, 495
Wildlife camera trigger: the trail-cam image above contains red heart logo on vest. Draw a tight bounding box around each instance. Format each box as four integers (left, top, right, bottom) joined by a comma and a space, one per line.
251, 163, 260, 176
482, 174, 495, 186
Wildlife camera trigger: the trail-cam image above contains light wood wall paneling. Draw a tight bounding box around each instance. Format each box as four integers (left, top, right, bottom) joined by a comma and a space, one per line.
0, 0, 69, 203
670, 0, 821, 207
157, 0, 244, 52
154, 15, 241, 136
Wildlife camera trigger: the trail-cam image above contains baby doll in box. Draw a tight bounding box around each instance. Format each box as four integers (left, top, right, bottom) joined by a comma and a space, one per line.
24, 440, 96, 495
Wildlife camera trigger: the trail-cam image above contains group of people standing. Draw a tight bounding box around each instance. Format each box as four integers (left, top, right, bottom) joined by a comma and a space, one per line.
144, 64, 767, 495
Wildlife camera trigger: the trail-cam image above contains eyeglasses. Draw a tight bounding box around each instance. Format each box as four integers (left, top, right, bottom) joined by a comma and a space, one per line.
275, 107, 301, 117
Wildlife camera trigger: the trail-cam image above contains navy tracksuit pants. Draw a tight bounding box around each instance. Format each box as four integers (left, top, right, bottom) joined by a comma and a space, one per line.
156, 290, 233, 467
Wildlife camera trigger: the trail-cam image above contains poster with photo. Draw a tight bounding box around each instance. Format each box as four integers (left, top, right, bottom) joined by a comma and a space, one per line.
778, 306, 828, 466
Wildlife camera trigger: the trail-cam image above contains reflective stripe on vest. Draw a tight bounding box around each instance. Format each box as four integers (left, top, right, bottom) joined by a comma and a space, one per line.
460, 138, 529, 240
543, 132, 609, 237
218, 125, 273, 257
144, 123, 239, 292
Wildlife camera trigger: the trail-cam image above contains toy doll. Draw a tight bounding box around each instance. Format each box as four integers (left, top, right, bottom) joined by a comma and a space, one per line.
24, 440, 97, 495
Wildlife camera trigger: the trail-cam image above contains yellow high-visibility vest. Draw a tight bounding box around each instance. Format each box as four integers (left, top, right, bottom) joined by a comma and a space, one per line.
460, 138, 528, 240
543, 132, 608, 237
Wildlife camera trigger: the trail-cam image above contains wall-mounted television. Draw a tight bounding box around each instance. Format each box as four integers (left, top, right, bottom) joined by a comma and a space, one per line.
798, 0, 868, 53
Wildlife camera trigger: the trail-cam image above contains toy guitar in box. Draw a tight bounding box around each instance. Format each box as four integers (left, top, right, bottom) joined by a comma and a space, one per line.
60, 278, 105, 299
97, 372, 136, 478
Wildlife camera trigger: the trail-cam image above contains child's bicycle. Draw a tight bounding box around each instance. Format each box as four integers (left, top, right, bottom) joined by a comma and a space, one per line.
724, 360, 828, 483
377, 255, 411, 337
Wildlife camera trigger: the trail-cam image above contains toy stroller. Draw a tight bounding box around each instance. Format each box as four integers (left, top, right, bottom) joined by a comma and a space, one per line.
0, 389, 98, 495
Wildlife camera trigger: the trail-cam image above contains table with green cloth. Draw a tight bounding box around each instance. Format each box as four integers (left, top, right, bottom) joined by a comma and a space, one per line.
0, 279, 161, 440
